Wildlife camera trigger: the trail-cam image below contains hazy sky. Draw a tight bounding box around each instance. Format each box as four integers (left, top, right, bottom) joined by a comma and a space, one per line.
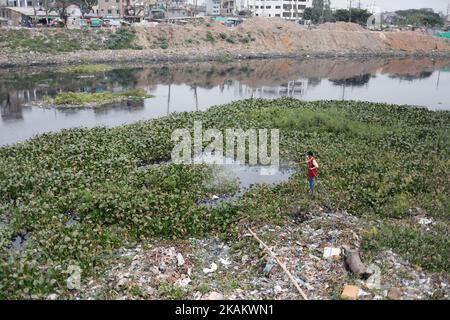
330, 0, 450, 14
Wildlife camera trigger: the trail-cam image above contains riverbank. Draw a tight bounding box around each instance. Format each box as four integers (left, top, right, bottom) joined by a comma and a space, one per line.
1, 18, 450, 68
0, 98, 448, 299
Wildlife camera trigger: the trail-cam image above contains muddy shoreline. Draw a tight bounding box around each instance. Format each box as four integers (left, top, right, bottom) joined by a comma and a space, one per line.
2, 49, 450, 69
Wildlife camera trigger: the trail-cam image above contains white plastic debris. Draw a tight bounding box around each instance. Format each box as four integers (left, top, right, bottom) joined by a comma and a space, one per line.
203, 262, 218, 274
219, 258, 231, 266
366, 264, 381, 290
176, 277, 191, 287
274, 285, 283, 295
418, 218, 433, 225
358, 288, 370, 297
323, 247, 341, 259
176, 253, 185, 266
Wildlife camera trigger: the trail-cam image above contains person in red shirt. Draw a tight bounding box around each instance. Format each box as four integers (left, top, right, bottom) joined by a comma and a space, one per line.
302, 151, 319, 197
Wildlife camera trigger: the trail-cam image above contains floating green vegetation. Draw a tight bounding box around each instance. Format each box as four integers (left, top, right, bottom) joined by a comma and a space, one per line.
63, 64, 113, 74
42, 88, 151, 107
0, 98, 448, 298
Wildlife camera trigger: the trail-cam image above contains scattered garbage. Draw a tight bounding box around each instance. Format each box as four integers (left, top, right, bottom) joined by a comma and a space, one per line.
418, 217, 433, 225
205, 291, 224, 300
358, 288, 370, 298
365, 264, 381, 290
176, 276, 191, 287
203, 262, 218, 274
387, 287, 402, 300
263, 259, 276, 276
323, 247, 341, 259
47, 294, 58, 300
10, 231, 32, 252
176, 253, 185, 267
341, 285, 359, 300
274, 285, 283, 295
73, 209, 449, 300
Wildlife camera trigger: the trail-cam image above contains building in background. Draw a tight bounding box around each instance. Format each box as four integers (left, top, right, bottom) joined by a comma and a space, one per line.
206, 0, 220, 15
0, 6, 58, 26
249, 0, 312, 21
445, 14, 450, 31
6, 0, 33, 7
97, 0, 123, 17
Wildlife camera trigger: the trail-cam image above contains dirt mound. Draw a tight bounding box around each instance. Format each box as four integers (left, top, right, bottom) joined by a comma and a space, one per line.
2, 17, 450, 67
238, 16, 305, 33
382, 31, 450, 52
317, 22, 366, 32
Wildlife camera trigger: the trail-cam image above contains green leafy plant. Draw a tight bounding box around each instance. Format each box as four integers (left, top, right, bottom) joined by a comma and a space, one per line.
206, 31, 215, 43
42, 88, 151, 107
106, 28, 141, 50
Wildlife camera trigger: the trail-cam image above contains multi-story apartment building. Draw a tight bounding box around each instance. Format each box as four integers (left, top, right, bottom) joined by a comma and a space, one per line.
97, 0, 123, 17
206, 0, 221, 15
6, 0, 35, 7
249, 0, 312, 21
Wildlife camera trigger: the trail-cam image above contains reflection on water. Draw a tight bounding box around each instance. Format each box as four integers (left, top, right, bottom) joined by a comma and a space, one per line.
1, 58, 449, 146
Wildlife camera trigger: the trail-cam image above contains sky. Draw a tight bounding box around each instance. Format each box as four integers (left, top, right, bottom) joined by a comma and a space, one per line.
330, 0, 450, 14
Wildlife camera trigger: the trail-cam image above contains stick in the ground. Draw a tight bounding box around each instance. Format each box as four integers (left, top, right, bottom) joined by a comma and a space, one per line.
247, 227, 308, 300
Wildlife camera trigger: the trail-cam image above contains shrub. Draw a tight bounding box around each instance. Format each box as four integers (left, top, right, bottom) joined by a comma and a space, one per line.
105, 28, 140, 50
159, 39, 169, 49
206, 31, 215, 43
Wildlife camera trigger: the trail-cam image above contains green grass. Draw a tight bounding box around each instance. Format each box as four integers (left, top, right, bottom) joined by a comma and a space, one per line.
0, 30, 82, 53
63, 64, 113, 74
0, 29, 112, 53
43, 88, 150, 107
157, 282, 186, 300
105, 28, 141, 50
0, 98, 448, 298
361, 224, 450, 273
0, 28, 144, 53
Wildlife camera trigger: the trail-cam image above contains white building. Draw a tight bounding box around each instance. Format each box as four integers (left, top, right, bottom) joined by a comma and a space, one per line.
206, 0, 221, 15
6, 0, 37, 7
249, 0, 312, 21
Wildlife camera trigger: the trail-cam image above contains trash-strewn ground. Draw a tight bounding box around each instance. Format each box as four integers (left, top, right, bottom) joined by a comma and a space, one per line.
1, 18, 450, 67
76, 206, 449, 300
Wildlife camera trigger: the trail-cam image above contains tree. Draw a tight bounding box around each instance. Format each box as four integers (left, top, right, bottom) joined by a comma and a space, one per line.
51, 0, 72, 25
78, 0, 97, 15
304, 0, 333, 24
333, 8, 371, 25
395, 9, 443, 28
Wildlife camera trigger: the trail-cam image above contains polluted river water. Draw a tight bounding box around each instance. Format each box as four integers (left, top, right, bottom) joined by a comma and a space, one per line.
1, 57, 450, 146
